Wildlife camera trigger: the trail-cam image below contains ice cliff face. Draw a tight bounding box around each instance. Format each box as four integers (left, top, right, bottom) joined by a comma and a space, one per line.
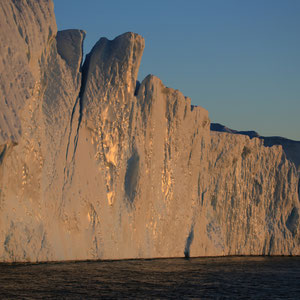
0, 0, 299, 262
211, 123, 300, 172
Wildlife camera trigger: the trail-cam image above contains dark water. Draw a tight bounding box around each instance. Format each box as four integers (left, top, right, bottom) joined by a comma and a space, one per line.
0, 256, 299, 299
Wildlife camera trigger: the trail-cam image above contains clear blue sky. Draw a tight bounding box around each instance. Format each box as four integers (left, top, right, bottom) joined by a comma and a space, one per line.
53, 0, 300, 140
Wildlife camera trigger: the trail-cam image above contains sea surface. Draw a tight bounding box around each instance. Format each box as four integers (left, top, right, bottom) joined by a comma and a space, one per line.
0, 256, 299, 299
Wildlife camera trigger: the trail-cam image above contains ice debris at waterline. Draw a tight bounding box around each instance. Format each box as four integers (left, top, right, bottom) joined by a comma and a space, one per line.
0, 0, 299, 262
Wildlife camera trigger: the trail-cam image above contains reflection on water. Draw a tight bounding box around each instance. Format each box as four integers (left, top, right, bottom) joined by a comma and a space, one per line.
0, 256, 299, 299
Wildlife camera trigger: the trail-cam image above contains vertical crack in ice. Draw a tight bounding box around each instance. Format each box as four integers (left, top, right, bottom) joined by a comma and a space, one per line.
70, 47, 92, 160
71, 98, 82, 160
65, 96, 80, 162
64, 46, 91, 170
61, 38, 90, 213
61, 60, 87, 215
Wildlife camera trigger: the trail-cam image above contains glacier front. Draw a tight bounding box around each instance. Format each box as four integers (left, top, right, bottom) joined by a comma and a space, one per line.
0, 0, 299, 262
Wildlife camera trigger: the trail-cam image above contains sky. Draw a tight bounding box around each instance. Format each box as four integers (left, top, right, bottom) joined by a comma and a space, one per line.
53, 0, 300, 140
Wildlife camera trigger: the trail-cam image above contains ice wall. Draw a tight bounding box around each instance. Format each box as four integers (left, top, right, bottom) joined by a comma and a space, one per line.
0, 0, 299, 262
